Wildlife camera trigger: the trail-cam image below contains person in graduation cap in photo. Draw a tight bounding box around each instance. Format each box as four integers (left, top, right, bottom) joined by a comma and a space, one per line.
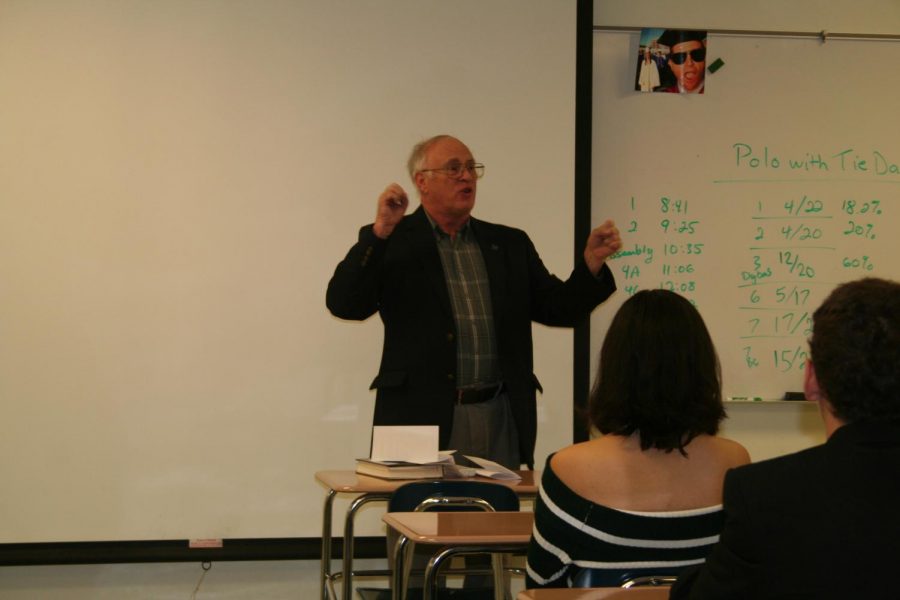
657, 29, 707, 94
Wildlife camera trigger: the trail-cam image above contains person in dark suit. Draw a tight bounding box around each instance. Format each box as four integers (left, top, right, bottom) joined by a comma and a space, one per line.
326, 134, 620, 469
670, 277, 900, 599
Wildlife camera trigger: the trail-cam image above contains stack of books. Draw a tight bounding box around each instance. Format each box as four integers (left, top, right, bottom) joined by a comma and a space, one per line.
354, 457, 446, 480
356, 452, 520, 480
355, 425, 521, 480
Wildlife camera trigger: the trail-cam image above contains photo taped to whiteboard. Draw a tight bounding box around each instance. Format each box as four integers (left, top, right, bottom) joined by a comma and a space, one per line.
636, 28, 708, 94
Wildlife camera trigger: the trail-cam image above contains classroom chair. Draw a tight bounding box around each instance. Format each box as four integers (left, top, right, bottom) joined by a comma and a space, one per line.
570, 566, 679, 588
358, 480, 520, 600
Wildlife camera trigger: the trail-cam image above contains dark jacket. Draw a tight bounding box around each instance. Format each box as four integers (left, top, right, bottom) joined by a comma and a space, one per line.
670, 419, 900, 599
326, 207, 615, 466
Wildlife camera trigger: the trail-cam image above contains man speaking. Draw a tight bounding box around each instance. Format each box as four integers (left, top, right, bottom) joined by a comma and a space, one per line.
327, 135, 620, 468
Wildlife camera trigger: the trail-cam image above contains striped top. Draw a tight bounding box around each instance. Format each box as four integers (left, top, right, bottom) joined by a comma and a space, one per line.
525, 453, 724, 588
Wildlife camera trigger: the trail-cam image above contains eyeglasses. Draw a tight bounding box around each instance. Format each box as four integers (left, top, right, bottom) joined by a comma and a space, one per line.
419, 162, 485, 179
669, 48, 706, 65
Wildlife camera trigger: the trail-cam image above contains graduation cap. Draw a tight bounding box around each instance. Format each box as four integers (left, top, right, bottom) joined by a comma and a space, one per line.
657, 29, 706, 50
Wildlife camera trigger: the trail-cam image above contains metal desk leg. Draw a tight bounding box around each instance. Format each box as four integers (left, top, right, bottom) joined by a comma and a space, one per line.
321, 489, 337, 600
342, 493, 392, 600
391, 534, 410, 600
422, 545, 524, 600
422, 546, 457, 600
492, 553, 505, 600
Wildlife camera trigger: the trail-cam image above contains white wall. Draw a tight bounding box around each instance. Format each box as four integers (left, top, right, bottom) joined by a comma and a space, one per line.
595, 0, 900, 34
0, 0, 574, 596
0, 0, 577, 546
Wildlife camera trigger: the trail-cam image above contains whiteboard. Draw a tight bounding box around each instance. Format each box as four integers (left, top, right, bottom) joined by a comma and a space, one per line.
591, 31, 900, 401
0, 0, 578, 545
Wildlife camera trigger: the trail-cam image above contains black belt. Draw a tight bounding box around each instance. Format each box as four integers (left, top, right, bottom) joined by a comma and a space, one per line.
456, 383, 503, 405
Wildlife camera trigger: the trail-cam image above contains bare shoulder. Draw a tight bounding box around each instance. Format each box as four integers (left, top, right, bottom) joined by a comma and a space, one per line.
552, 438, 617, 474
550, 440, 600, 471
703, 435, 752, 467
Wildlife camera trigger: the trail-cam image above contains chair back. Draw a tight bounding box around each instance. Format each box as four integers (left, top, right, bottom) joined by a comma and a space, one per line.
386, 481, 520, 599
388, 480, 519, 513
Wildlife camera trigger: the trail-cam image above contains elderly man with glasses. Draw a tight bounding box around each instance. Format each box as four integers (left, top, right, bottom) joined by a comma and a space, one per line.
327, 134, 620, 470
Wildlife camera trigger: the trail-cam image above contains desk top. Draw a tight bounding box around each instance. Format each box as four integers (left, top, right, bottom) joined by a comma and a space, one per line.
382, 511, 533, 545
517, 587, 670, 600
315, 469, 538, 494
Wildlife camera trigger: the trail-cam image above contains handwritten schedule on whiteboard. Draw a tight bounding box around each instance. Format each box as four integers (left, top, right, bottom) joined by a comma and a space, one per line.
591, 33, 900, 401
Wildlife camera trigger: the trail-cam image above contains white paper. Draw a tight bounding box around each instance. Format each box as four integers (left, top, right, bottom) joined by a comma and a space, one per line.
440, 451, 479, 478
463, 455, 522, 480
369, 426, 439, 464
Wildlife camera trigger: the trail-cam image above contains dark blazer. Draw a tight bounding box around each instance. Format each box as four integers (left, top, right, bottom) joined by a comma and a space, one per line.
326, 207, 615, 466
670, 419, 900, 600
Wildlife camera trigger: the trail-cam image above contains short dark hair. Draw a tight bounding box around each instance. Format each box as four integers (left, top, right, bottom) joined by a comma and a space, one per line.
809, 278, 900, 422
588, 289, 725, 454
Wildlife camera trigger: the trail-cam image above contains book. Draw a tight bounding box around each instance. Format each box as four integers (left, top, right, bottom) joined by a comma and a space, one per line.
355, 458, 444, 480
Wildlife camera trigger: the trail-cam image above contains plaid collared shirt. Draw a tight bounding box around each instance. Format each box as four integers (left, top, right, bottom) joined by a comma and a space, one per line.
430, 218, 500, 389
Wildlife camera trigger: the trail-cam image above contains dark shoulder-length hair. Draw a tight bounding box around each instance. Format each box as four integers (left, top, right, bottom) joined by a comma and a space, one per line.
588, 289, 725, 454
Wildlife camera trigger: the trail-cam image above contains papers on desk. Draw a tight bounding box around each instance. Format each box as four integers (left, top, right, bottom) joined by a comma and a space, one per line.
443, 453, 521, 480
357, 425, 443, 479
356, 426, 521, 480
355, 452, 520, 480
370, 425, 440, 463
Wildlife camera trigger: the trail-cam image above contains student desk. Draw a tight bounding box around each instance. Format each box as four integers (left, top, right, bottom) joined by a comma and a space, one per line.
383, 511, 534, 600
517, 588, 671, 600
314, 470, 538, 600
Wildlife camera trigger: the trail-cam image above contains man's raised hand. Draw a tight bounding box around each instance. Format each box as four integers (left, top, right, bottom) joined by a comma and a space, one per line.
583, 219, 622, 275
373, 183, 409, 239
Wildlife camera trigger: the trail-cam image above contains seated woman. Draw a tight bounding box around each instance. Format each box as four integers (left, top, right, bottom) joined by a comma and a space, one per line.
526, 289, 750, 588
